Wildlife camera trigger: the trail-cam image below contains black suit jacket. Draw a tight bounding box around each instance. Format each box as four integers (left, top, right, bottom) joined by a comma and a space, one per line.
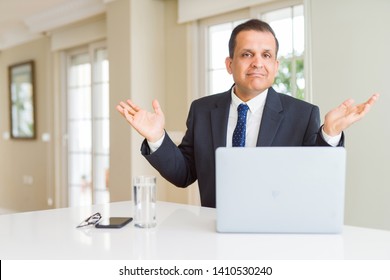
141, 87, 344, 208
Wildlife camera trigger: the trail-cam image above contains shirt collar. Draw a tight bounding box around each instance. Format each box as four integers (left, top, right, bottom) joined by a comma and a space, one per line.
230, 88, 268, 113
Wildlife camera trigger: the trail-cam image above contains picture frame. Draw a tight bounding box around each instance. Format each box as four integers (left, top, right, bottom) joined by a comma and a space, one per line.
8, 60, 36, 139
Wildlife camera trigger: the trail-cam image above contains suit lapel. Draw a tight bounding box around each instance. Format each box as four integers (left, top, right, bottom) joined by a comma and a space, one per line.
211, 91, 231, 150
257, 88, 284, 146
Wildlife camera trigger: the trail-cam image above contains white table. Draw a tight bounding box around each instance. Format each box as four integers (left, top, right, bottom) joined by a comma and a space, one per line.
1, 201, 390, 260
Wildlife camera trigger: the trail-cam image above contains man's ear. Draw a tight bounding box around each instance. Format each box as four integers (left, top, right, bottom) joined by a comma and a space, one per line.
274, 59, 279, 74
225, 57, 233, 74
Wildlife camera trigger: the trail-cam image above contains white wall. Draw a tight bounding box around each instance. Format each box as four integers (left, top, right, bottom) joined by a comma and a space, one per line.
129, 0, 166, 178
107, 0, 172, 203
308, 0, 390, 230
0, 37, 54, 212
106, 0, 133, 202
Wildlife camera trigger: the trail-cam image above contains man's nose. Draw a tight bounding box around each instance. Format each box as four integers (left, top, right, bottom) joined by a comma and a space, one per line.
251, 56, 263, 69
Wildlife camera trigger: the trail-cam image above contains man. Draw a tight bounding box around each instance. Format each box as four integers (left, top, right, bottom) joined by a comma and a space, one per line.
116, 19, 379, 208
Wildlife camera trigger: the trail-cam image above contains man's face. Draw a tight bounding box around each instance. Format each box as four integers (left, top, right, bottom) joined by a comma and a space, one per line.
225, 30, 279, 101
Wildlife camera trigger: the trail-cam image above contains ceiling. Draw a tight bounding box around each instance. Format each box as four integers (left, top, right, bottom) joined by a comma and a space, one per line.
0, 0, 108, 51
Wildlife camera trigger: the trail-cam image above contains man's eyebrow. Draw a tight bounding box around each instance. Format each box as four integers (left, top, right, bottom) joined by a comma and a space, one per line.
263, 48, 277, 56
238, 47, 275, 56
240, 48, 273, 52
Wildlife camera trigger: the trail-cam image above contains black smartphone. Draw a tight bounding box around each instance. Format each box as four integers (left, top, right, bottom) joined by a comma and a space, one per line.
95, 217, 133, 228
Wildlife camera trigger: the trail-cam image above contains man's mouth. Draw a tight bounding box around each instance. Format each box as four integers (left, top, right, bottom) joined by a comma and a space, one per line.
247, 72, 266, 77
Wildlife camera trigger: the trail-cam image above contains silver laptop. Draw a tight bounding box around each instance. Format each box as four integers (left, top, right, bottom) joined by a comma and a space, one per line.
216, 147, 346, 233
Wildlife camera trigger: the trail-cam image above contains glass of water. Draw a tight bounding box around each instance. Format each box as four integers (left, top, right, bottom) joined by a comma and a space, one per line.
133, 176, 157, 228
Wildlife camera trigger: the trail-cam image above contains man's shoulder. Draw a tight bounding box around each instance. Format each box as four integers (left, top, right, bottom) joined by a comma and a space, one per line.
191, 89, 230, 107
270, 88, 317, 109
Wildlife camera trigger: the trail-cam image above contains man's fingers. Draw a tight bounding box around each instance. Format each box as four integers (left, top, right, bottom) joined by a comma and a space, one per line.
152, 99, 163, 116
338, 93, 380, 117
366, 93, 380, 106
116, 104, 125, 116
340, 98, 355, 109
126, 99, 141, 113
123, 107, 135, 124
353, 93, 380, 116
116, 99, 140, 117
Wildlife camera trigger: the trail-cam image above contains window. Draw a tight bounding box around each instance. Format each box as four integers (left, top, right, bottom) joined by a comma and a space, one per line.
65, 43, 110, 207
203, 3, 305, 99
262, 5, 305, 99
207, 20, 246, 95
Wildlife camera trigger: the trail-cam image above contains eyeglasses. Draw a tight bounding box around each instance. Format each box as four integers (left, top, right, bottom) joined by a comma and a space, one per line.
76, 212, 102, 228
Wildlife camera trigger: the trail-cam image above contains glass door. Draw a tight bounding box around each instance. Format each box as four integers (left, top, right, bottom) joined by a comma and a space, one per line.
66, 43, 110, 207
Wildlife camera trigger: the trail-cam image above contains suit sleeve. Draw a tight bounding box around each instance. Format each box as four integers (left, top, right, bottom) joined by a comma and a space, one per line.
140, 103, 198, 188
140, 134, 196, 188
316, 126, 345, 147
304, 105, 344, 147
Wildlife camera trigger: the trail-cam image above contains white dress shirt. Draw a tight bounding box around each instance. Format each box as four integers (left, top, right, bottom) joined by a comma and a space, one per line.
227, 89, 268, 147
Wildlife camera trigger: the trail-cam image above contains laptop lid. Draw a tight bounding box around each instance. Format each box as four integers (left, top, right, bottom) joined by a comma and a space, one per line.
216, 147, 346, 233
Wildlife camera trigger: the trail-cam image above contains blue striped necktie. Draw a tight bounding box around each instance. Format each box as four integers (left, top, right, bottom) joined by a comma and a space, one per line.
232, 104, 249, 147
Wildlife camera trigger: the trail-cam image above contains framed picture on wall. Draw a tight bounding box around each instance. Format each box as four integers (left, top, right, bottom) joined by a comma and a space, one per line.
8, 60, 36, 139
